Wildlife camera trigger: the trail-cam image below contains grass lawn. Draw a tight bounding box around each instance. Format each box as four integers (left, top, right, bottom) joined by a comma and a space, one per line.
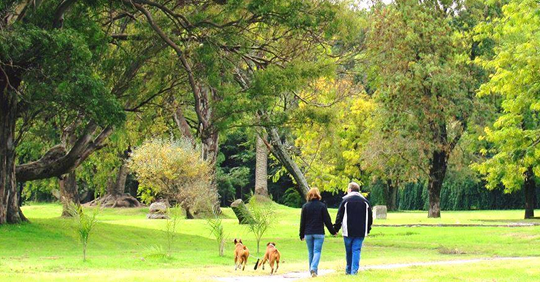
0, 203, 539, 281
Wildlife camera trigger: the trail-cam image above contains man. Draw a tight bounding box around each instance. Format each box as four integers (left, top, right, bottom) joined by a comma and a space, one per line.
333, 182, 373, 275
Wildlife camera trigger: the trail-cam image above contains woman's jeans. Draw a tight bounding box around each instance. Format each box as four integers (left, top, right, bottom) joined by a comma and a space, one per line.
305, 234, 325, 273
343, 236, 365, 275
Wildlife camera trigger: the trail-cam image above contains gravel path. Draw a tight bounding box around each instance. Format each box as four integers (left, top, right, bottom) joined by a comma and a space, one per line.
215, 256, 537, 282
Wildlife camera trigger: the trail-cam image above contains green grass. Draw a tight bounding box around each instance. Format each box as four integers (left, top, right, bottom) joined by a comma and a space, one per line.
0, 203, 539, 281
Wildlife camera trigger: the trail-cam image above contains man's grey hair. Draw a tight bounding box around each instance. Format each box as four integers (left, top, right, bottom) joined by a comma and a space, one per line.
348, 182, 361, 192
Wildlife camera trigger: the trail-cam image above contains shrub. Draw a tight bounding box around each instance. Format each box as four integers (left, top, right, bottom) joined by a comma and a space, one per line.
128, 138, 218, 217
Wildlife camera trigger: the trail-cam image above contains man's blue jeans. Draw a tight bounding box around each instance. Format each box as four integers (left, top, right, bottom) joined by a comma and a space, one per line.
305, 234, 325, 273
343, 236, 364, 274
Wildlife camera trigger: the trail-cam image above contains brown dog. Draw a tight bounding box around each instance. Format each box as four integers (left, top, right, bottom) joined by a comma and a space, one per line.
257, 242, 281, 275
233, 238, 249, 271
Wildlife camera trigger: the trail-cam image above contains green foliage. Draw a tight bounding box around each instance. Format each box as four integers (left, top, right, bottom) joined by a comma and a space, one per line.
142, 245, 170, 261
293, 78, 370, 193
473, 0, 540, 192
279, 187, 303, 208
1, 20, 125, 128
128, 138, 217, 215
67, 203, 100, 261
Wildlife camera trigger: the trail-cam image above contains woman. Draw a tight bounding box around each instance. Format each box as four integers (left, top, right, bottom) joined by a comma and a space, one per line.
299, 187, 336, 277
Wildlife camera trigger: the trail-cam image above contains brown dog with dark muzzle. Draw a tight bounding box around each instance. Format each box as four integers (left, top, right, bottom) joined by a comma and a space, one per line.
257, 242, 281, 275
233, 238, 249, 271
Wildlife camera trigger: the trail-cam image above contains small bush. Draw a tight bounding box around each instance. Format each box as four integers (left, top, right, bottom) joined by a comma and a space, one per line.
143, 245, 170, 260
128, 138, 218, 217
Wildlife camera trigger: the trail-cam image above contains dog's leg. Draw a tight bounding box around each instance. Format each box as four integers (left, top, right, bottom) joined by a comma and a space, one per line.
242, 259, 247, 271
275, 260, 279, 273
270, 260, 275, 275
261, 258, 266, 270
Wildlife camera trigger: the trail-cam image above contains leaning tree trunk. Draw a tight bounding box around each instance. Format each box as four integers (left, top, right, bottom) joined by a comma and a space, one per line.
255, 134, 269, 197
385, 180, 398, 211
230, 199, 254, 224
427, 150, 448, 218
524, 167, 536, 219
265, 127, 309, 199
59, 171, 80, 217
0, 78, 26, 224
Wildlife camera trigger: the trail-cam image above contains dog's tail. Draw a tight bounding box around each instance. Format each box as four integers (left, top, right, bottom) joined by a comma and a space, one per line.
253, 258, 260, 270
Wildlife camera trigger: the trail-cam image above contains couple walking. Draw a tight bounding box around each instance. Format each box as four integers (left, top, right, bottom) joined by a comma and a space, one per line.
299, 182, 373, 277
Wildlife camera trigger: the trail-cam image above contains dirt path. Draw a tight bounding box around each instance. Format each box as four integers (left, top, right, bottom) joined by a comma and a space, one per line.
215, 257, 536, 282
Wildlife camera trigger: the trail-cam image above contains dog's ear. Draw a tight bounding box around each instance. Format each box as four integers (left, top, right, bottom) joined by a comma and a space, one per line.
266, 242, 271, 246
234, 238, 238, 244
239, 239, 243, 244
272, 242, 276, 246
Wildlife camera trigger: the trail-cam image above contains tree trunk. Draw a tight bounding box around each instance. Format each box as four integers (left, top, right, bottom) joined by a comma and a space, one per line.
230, 199, 254, 224
90, 160, 141, 208
185, 207, 195, 219
427, 150, 448, 218
59, 171, 80, 217
265, 127, 309, 199
112, 163, 129, 196
385, 180, 398, 211
524, 167, 536, 219
0, 81, 26, 224
255, 134, 269, 197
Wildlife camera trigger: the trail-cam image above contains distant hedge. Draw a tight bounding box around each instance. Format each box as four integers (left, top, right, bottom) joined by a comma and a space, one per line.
367, 180, 540, 211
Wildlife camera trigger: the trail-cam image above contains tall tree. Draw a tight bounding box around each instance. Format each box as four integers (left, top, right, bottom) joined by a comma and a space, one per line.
0, 0, 126, 223
364, 0, 485, 217
0, 0, 177, 223
254, 133, 269, 197
473, 0, 540, 219
118, 0, 346, 200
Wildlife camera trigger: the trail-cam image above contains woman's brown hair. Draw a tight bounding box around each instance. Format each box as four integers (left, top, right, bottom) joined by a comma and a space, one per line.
306, 188, 322, 201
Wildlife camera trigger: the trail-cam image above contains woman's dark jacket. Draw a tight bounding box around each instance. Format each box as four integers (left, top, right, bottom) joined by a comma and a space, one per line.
299, 199, 336, 239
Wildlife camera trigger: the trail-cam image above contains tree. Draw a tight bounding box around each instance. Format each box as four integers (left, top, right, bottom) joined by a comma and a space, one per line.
254, 134, 269, 197
128, 138, 217, 218
364, 0, 486, 217
293, 77, 370, 193
473, 0, 540, 219
1, 0, 187, 222
116, 0, 348, 202
243, 195, 274, 254
0, 1, 127, 224
67, 203, 100, 262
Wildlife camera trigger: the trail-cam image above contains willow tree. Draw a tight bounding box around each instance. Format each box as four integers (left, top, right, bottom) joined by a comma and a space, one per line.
474, 0, 540, 219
